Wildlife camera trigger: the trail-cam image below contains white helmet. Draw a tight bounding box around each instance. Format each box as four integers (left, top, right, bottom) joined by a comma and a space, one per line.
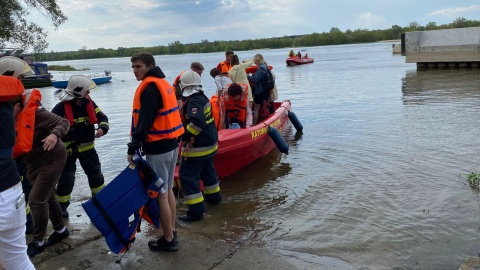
56, 75, 98, 102
0, 56, 34, 78
179, 70, 202, 90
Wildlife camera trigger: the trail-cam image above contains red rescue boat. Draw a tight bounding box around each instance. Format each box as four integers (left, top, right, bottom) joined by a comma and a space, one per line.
286, 57, 314, 66
174, 100, 296, 184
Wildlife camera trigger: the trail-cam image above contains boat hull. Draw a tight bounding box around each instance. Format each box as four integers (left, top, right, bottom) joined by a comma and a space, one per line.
286, 57, 314, 66
21, 76, 52, 88
52, 76, 112, 88
175, 100, 293, 182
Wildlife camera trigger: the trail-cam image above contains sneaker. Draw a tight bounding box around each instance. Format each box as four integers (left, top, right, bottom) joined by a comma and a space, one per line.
27, 241, 45, 258
178, 214, 203, 222
44, 228, 70, 247
148, 236, 178, 252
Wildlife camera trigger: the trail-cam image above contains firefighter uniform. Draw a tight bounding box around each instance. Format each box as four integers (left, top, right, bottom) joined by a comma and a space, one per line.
52, 97, 109, 217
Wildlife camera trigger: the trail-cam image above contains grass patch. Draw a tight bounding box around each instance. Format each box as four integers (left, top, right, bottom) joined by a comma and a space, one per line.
466, 172, 480, 190
48, 65, 89, 71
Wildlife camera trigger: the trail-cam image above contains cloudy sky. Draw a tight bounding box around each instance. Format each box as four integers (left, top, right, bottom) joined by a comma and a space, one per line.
29, 0, 480, 52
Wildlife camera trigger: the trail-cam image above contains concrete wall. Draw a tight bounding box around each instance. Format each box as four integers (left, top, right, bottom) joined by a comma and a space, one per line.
404, 27, 480, 63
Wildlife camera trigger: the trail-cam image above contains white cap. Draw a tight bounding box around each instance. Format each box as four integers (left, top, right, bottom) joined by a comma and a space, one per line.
0, 56, 34, 78
56, 75, 98, 102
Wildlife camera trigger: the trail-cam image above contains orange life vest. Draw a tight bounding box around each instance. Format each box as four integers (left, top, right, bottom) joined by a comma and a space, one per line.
219, 61, 232, 74
64, 96, 98, 126
13, 89, 41, 158
209, 95, 221, 130
0, 76, 24, 102
224, 83, 249, 128
131, 77, 184, 141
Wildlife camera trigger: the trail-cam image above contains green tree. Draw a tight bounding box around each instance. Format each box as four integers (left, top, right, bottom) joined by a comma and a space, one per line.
0, 0, 67, 54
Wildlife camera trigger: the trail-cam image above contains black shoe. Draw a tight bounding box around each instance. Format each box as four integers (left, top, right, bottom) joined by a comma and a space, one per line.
27, 241, 45, 258
173, 230, 177, 241
148, 236, 178, 252
178, 214, 204, 222
25, 213, 34, 234
44, 228, 70, 247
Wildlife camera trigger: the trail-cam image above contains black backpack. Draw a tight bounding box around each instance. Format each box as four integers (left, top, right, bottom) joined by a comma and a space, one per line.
261, 65, 275, 91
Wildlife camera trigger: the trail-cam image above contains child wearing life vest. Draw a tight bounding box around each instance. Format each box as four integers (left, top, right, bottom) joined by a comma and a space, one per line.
51, 75, 109, 218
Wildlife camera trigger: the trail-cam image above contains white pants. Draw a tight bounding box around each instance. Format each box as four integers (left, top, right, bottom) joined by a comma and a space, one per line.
0, 183, 35, 270
246, 101, 253, 128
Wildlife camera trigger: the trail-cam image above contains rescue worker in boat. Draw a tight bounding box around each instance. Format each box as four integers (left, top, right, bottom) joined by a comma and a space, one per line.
129, 52, 183, 251
172, 62, 204, 111
216, 50, 234, 75
288, 50, 295, 57
0, 75, 35, 270
224, 82, 249, 128
178, 70, 222, 222
0, 56, 35, 234
296, 51, 302, 58
52, 75, 109, 218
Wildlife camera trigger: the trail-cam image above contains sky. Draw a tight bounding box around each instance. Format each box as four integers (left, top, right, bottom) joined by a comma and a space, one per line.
27, 0, 480, 52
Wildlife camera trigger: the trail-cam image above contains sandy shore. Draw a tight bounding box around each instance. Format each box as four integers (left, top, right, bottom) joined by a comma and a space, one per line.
27, 203, 355, 270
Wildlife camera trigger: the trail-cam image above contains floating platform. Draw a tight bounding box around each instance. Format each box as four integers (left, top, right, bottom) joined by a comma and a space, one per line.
402, 27, 480, 69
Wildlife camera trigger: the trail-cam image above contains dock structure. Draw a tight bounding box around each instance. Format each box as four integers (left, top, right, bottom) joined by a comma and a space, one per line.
402, 27, 480, 69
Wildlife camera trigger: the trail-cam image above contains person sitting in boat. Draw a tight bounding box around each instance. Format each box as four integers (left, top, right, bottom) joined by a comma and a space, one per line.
224, 82, 249, 128
304, 53, 308, 59
296, 51, 302, 58
228, 55, 253, 127
288, 50, 295, 57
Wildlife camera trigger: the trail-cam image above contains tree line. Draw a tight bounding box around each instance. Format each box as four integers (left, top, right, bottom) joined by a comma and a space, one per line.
35, 17, 480, 62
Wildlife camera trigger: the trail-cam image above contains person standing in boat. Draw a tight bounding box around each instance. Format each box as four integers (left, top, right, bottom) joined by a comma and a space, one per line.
52, 75, 109, 218
129, 52, 183, 252
216, 50, 234, 75
209, 67, 232, 130
0, 75, 35, 270
172, 62, 205, 111
248, 54, 273, 125
178, 70, 222, 222
288, 50, 295, 57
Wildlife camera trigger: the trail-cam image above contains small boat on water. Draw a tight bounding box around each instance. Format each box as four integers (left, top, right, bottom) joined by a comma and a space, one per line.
1, 48, 53, 88
22, 62, 53, 88
174, 100, 302, 184
52, 70, 112, 88
286, 56, 314, 66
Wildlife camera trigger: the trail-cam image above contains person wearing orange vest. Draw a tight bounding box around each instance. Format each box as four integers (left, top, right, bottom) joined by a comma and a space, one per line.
172, 61, 205, 111
9, 88, 71, 258
178, 70, 222, 222
0, 56, 36, 236
52, 75, 109, 219
216, 50, 234, 75
129, 52, 184, 252
224, 83, 249, 128
0, 75, 35, 270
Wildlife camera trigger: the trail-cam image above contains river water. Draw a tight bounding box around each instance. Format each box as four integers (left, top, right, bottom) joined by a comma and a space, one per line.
39, 43, 480, 269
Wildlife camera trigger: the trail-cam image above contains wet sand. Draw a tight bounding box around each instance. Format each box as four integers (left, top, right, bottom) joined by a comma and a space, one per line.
27, 202, 354, 270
